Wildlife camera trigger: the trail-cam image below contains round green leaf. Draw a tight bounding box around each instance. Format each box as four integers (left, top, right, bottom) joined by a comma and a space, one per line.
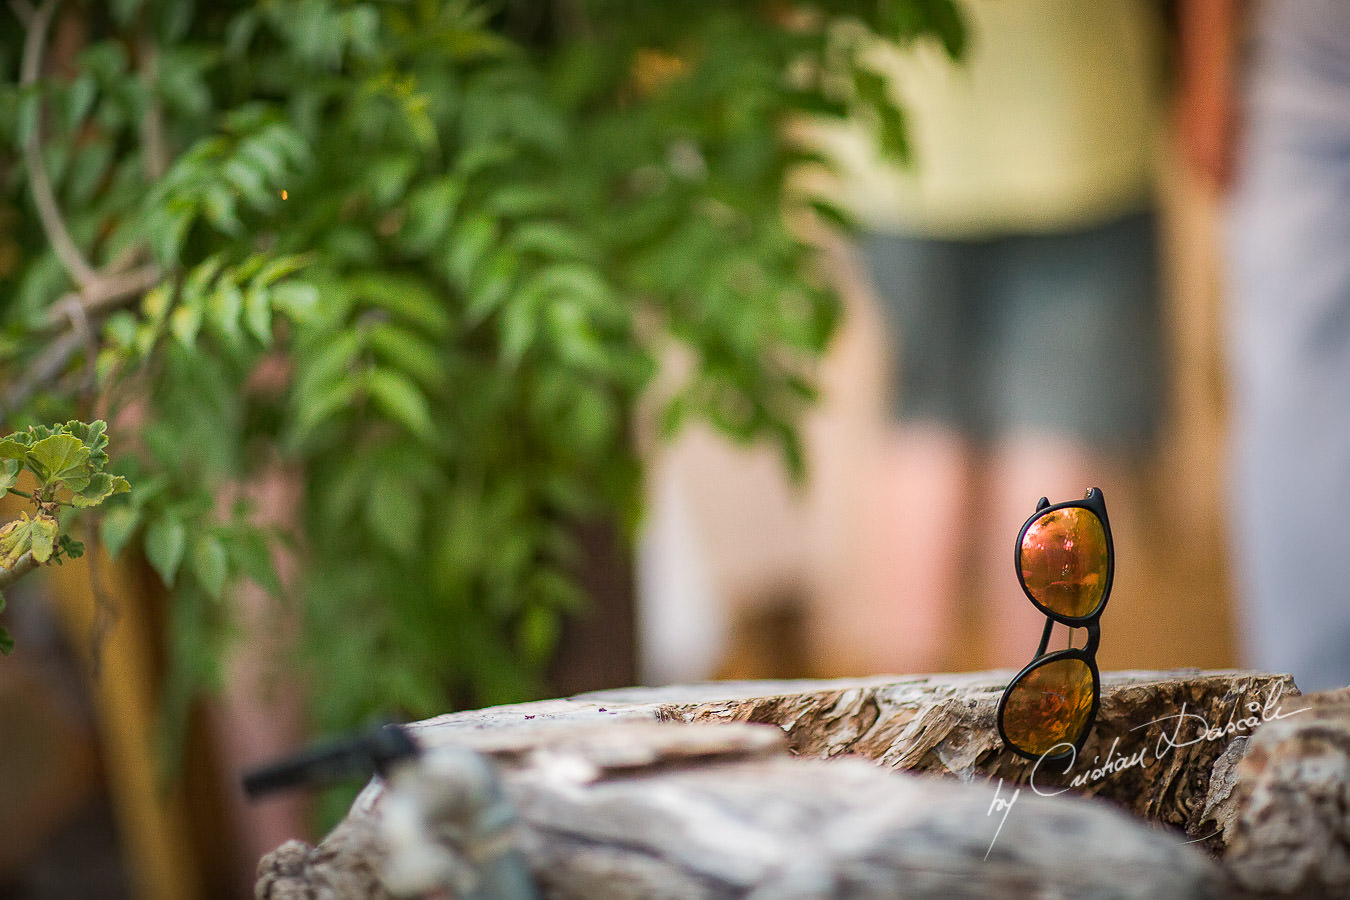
27, 434, 91, 490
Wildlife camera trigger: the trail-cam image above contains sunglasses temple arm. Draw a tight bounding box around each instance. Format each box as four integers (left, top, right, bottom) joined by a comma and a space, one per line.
1035, 617, 1053, 657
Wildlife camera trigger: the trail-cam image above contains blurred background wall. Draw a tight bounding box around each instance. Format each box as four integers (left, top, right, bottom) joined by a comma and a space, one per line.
637, 151, 1237, 684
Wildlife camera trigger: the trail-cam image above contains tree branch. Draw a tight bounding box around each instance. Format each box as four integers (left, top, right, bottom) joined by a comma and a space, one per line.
138, 35, 168, 180
21, 0, 99, 290
0, 552, 40, 592
7, 0, 35, 28
5, 6, 167, 422
41, 263, 161, 333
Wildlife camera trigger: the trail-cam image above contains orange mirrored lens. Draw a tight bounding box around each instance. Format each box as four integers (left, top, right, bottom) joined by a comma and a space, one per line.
1019, 507, 1108, 618
1001, 657, 1095, 757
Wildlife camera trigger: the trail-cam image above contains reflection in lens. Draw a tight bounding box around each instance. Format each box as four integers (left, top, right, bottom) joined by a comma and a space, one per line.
1001, 656, 1095, 757
1020, 507, 1108, 618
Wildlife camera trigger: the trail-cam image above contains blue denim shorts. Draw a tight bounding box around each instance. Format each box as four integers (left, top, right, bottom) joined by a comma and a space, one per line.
862, 211, 1165, 450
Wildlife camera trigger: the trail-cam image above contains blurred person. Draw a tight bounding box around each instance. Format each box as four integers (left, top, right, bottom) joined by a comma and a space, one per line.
1179, 0, 1350, 692
806, 0, 1169, 674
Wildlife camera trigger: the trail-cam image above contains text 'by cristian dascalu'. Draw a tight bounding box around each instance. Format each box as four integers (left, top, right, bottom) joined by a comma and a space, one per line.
983, 680, 1304, 858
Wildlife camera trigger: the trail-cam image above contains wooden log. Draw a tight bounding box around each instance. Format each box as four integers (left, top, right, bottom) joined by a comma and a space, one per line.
1222, 687, 1350, 898
260, 720, 1223, 899
512, 751, 1222, 899
257, 670, 1297, 898
415, 669, 1297, 846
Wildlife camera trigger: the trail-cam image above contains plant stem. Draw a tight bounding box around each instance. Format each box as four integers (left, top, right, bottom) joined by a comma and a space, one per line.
6, 487, 74, 509
0, 551, 38, 591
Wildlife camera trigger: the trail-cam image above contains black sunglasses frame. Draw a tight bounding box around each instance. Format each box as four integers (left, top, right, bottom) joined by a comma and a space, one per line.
996, 487, 1113, 762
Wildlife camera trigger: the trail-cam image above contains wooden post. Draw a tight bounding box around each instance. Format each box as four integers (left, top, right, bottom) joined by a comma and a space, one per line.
44, 546, 204, 900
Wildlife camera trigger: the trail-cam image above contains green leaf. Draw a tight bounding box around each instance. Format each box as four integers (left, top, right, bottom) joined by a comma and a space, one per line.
254, 255, 310, 287
170, 303, 203, 348
500, 297, 537, 364
271, 281, 320, 320
224, 157, 270, 208
70, 472, 131, 508
510, 221, 592, 261
401, 177, 462, 253
367, 323, 447, 390
244, 283, 272, 343
29, 514, 58, 563
465, 249, 518, 325
65, 73, 97, 130
516, 603, 559, 667
289, 380, 359, 447
0, 516, 32, 568
26, 435, 91, 490
209, 281, 244, 341
486, 185, 564, 219
0, 625, 12, 656
202, 184, 243, 235
192, 535, 228, 599
0, 459, 19, 493
0, 440, 28, 460
100, 505, 141, 559
366, 368, 435, 440
57, 534, 85, 561
145, 516, 187, 587
446, 213, 498, 286
67, 420, 109, 463
348, 274, 450, 333
150, 210, 193, 267
365, 154, 417, 208
229, 530, 281, 596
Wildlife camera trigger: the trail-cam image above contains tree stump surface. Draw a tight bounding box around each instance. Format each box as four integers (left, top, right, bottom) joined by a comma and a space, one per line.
416, 668, 1297, 845
258, 669, 1323, 899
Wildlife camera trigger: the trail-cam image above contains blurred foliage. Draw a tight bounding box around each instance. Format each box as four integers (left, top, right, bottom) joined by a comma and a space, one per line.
0, 0, 962, 748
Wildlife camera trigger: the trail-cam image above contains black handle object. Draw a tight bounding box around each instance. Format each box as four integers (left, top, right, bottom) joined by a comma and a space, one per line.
242, 722, 420, 799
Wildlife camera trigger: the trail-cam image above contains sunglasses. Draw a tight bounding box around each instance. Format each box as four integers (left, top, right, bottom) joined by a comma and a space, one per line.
996, 487, 1113, 761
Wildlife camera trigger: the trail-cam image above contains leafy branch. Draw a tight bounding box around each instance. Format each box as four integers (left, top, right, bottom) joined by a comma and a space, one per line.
0, 0, 964, 778
1, 0, 164, 420
0, 420, 130, 653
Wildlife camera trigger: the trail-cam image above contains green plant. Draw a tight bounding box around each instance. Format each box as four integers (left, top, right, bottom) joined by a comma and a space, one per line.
0, 419, 129, 653
0, 1, 963, 745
